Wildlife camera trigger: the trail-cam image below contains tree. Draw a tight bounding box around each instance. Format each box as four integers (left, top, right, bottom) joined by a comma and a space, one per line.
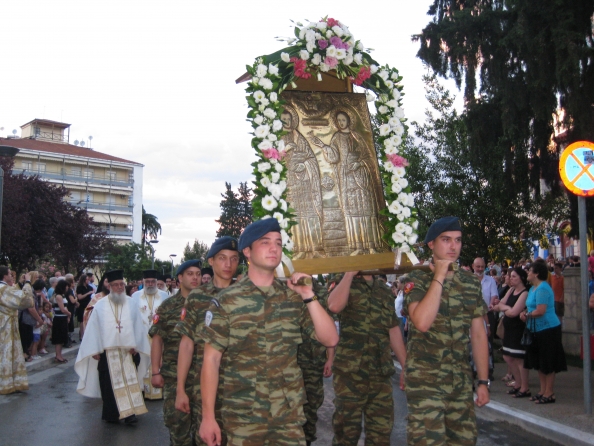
103, 242, 152, 280
182, 239, 209, 262
0, 157, 111, 275
142, 205, 161, 245
415, 0, 594, 234
215, 182, 253, 239
404, 76, 568, 263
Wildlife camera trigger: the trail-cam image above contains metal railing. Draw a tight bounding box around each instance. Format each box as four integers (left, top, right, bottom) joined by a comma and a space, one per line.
69, 200, 133, 213
12, 168, 133, 187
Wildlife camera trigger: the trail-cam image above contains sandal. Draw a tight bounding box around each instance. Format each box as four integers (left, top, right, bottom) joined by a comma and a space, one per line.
501, 373, 513, 382
513, 390, 532, 398
507, 387, 520, 395
530, 393, 543, 402
535, 394, 556, 404
505, 380, 517, 387
54, 358, 68, 363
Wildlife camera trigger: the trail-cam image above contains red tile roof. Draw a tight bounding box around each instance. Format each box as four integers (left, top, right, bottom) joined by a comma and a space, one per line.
0, 137, 142, 166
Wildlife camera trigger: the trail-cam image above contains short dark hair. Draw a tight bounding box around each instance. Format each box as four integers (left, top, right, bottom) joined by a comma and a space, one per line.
530, 261, 549, 281
32, 279, 46, 291
554, 262, 563, 269
0, 266, 9, 281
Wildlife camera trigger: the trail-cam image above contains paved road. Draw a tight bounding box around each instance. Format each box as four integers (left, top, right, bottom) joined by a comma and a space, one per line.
0, 365, 560, 446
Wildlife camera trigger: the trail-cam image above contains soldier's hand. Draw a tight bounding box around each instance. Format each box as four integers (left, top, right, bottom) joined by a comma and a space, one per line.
323, 360, 333, 377
200, 417, 221, 446
475, 385, 490, 407
287, 272, 313, 299
151, 373, 164, 388
429, 258, 452, 278
399, 370, 405, 391
175, 391, 191, 414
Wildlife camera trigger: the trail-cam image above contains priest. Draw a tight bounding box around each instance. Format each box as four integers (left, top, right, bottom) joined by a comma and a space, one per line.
131, 269, 168, 399
75, 269, 150, 424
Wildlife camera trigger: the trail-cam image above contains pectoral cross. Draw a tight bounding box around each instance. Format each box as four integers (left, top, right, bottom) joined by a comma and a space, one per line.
148, 312, 153, 324
116, 322, 123, 333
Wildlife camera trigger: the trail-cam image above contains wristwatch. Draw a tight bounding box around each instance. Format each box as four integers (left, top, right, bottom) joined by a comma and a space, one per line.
477, 379, 491, 389
302, 295, 318, 305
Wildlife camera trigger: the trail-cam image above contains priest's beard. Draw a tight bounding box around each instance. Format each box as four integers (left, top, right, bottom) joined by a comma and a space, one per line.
144, 286, 157, 295
109, 291, 127, 305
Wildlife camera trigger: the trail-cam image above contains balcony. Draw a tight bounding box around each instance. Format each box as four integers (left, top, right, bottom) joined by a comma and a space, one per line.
12, 167, 134, 188
69, 200, 133, 213
107, 228, 133, 237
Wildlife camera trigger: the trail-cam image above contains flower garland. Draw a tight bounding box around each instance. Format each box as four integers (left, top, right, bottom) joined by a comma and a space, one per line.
245, 17, 418, 255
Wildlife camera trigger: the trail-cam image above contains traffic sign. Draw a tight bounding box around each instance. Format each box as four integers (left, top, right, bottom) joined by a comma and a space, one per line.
559, 140, 594, 197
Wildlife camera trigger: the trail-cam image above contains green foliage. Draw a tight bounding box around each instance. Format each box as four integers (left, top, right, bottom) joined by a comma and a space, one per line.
182, 239, 209, 262
104, 242, 152, 281
141, 206, 161, 245
215, 182, 253, 239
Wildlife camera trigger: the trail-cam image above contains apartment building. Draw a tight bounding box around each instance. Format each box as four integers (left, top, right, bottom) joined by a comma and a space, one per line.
2, 118, 143, 244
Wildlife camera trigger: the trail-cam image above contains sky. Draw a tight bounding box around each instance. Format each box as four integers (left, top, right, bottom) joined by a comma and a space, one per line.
1, 0, 460, 264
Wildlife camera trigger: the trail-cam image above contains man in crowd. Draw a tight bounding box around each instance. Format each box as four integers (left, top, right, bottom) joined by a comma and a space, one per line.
87, 272, 97, 293
404, 217, 490, 445
0, 267, 34, 394
199, 219, 338, 446
327, 271, 407, 445
201, 267, 213, 285
47, 276, 58, 302
75, 269, 150, 424
149, 259, 202, 445
175, 237, 239, 445
157, 275, 169, 295
473, 256, 498, 378
131, 269, 169, 399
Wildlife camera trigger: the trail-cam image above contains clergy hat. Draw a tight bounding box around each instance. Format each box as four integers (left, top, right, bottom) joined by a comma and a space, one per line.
207, 236, 238, 259
105, 269, 124, 283
424, 216, 462, 244
176, 259, 202, 276
142, 269, 158, 279
201, 267, 214, 277
163, 274, 172, 280
238, 218, 281, 251
157, 275, 165, 282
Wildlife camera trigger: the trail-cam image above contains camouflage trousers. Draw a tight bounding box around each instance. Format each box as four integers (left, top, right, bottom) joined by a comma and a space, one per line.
301, 362, 325, 443
224, 421, 306, 446
163, 377, 197, 446
406, 385, 477, 446
332, 370, 394, 446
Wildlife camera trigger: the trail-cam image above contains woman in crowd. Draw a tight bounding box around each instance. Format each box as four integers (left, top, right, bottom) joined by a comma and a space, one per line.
493, 268, 530, 397
51, 280, 71, 363
521, 261, 567, 404
82, 273, 110, 332
75, 274, 94, 341
28, 280, 46, 360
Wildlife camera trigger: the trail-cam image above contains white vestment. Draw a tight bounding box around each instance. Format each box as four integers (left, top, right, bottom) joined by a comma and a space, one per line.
130, 289, 168, 399
75, 296, 150, 417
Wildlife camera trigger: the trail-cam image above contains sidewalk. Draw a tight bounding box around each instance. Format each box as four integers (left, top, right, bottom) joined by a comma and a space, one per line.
477, 361, 594, 446
25, 328, 81, 373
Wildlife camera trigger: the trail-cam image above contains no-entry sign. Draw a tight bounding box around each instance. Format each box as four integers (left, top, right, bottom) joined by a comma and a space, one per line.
559, 140, 594, 197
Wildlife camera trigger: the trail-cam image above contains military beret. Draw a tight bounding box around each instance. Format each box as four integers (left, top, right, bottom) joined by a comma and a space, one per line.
207, 236, 238, 259
238, 218, 281, 251
201, 267, 214, 277
142, 269, 158, 279
176, 259, 202, 276
105, 269, 124, 283
424, 216, 462, 244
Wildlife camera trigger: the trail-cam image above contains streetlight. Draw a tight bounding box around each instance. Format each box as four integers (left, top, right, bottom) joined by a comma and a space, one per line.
0, 146, 20, 257
169, 254, 177, 276
148, 239, 159, 269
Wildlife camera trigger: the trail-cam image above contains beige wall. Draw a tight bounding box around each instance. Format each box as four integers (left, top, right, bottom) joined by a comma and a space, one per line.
561, 267, 592, 356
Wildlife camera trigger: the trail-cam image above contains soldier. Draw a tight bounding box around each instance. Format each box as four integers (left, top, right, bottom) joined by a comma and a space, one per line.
175, 236, 240, 445
149, 260, 202, 445
199, 219, 339, 446
328, 272, 407, 445
404, 216, 490, 445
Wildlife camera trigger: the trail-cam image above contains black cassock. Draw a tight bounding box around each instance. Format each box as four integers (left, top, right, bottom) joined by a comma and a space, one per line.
97, 351, 140, 422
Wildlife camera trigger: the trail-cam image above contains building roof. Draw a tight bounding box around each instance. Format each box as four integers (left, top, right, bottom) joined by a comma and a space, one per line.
20, 118, 71, 129
0, 137, 142, 166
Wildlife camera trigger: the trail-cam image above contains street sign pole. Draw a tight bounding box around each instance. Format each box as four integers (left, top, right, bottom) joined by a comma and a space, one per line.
578, 196, 592, 414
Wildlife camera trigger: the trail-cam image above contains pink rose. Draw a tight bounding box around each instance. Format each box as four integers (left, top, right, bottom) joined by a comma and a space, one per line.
262, 148, 281, 160
318, 39, 328, 50
324, 56, 338, 69
330, 36, 342, 48
387, 154, 409, 167
327, 18, 339, 27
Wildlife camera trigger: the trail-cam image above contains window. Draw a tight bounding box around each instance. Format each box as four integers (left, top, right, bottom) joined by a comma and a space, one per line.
128, 196, 134, 206
108, 170, 117, 180
70, 191, 81, 202
37, 163, 46, 173
21, 161, 33, 170
71, 167, 82, 177
106, 195, 116, 205
83, 169, 94, 179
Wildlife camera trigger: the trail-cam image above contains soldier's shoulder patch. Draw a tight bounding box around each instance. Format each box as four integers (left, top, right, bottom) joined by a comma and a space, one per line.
152, 314, 160, 324
180, 307, 186, 321
210, 298, 220, 308
404, 282, 415, 294
205, 310, 213, 327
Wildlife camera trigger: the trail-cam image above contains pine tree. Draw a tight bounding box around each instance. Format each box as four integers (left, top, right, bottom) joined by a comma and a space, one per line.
215, 182, 253, 239
182, 239, 209, 262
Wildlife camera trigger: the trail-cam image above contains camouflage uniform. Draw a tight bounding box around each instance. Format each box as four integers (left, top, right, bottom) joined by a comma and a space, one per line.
297, 285, 329, 445
199, 276, 315, 446
175, 281, 227, 445
148, 293, 195, 446
404, 268, 487, 446
331, 275, 400, 446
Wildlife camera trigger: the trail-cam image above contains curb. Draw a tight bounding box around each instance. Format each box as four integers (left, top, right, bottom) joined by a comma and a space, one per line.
476, 397, 594, 446
25, 344, 80, 374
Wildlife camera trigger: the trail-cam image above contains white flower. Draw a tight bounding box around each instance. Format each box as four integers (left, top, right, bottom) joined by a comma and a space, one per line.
255, 125, 270, 138
320, 62, 330, 72
269, 64, 279, 76
305, 29, 316, 42
344, 54, 353, 65
278, 180, 287, 193
300, 49, 310, 60
316, 21, 327, 31
391, 135, 402, 146
379, 123, 391, 136
269, 92, 278, 102
370, 64, 378, 74
385, 99, 399, 108
261, 214, 272, 219
335, 48, 346, 60
272, 120, 283, 132
398, 192, 409, 204
378, 70, 389, 81
402, 207, 411, 217
407, 195, 415, 207
384, 161, 395, 172
254, 115, 264, 125
260, 97, 269, 107
315, 32, 322, 39
397, 213, 405, 221
256, 64, 268, 77
365, 91, 375, 102
281, 52, 290, 63
271, 172, 280, 183
281, 229, 290, 245
258, 140, 272, 150
412, 220, 419, 230
252, 77, 259, 85
261, 176, 271, 188
378, 105, 388, 114
391, 71, 399, 80
391, 182, 402, 194
279, 198, 288, 211
270, 158, 278, 164
408, 234, 418, 245
331, 25, 343, 37
385, 145, 397, 155
277, 140, 285, 151
395, 222, 407, 233
326, 45, 337, 58
279, 218, 289, 229
393, 123, 404, 136
259, 77, 273, 90
388, 117, 400, 127
311, 53, 321, 65
391, 89, 401, 100
273, 212, 284, 222
356, 41, 364, 51
306, 41, 315, 53
354, 53, 363, 65
267, 133, 277, 142
392, 232, 405, 243
268, 184, 283, 200
299, 28, 306, 40
326, 30, 333, 39
263, 108, 276, 119
262, 195, 278, 211
404, 225, 413, 236
388, 201, 401, 214
393, 107, 405, 119
258, 162, 271, 173
379, 94, 389, 103
393, 167, 406, 177
285, 237, 294, 251
253, 90, 265, 103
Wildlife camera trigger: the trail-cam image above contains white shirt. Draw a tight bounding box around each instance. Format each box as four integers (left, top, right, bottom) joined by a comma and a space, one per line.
479, 275, 498, 307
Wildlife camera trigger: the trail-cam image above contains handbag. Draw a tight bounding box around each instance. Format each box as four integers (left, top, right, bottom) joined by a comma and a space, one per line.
19, 309, 37, 327
496, 317, 505, 339
520, 316, 536, 346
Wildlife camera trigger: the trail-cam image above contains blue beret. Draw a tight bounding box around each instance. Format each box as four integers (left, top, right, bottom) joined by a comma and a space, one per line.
238, 218, 281, 251
176, 259, 202, 276
206, 236, 238, 259
424, 216, 462, 244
